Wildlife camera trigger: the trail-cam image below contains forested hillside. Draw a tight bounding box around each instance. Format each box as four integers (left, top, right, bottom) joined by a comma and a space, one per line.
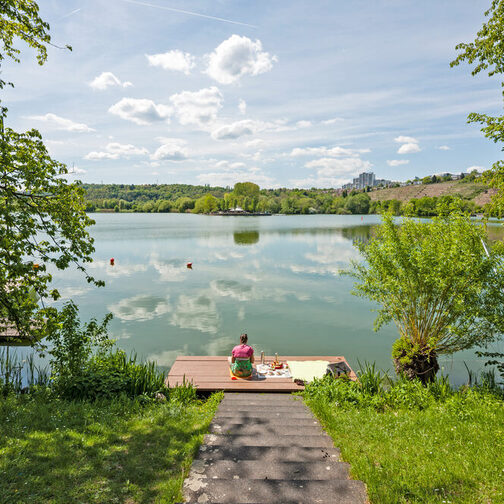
82, 178, 493, 216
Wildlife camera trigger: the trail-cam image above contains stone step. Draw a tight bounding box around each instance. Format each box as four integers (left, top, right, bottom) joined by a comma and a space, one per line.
218, 401, 310, 413
220, 396, 304, 406
187, 459, 350, 481
196, 445, 341, 463
204, 433, 334, 448
219, 400, 306, 409
214, 410, 314, 419
183, 478, 368, 504
209, 422, 324, 436
210, 417, 321, 428
223, 393, 299, 400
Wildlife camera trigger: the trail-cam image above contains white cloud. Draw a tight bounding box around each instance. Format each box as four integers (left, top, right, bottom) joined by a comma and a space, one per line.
211, 119, 267, 140
394, 135, 421, 155
146, 50, 195, 74
245, 138, 264, 148
290, 146, 369, 157
466, 165, 485, 173
85, 142, 148, 160
108, 98, 172, 125
89, 72, 133, 90
170, 86, 222, 128
29, 113, 94, 132
394, 135, 419, 144
321, 118, 344, 125
387, 159, 410, 167
87, 260, 147, 277
238, 99, 247, 114
84, 151, 117, 160
213, 160, 246, 170
109, 295, 171, 322
397, 143, 421, 154
438, 145, 451, 151
197, 166, 276, 188
149, 254, 187, 280
68, 166, 87, 174
292, 156, 372, 188
150, 138, 188, 161
305, 157, 371, 175
296, 120, 312, 128
205, 34, 277, 84
210, 280, 254, 301
171, 294, 219, 334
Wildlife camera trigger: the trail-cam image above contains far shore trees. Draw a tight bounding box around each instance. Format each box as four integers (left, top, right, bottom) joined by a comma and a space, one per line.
346, 214, 504, 383
1, 1, 101, 340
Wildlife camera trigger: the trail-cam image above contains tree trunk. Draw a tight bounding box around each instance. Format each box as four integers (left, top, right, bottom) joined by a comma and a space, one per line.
393, 351, 439, 384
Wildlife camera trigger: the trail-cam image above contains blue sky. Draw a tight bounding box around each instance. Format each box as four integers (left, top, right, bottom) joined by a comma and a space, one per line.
3, 0, 502, 188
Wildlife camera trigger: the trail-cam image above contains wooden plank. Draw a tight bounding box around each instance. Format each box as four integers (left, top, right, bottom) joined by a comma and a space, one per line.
174, 355, 345, 361
166, 354, 356, 392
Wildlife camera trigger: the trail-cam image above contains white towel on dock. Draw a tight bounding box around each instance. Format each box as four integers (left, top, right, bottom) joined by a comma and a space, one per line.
287, 360, 330, 382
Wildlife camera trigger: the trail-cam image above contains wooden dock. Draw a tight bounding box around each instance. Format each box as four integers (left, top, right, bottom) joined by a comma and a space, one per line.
167, 355, 356, 392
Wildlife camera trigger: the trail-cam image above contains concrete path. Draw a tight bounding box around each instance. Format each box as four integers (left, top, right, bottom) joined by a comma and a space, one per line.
182, 393, 368, 504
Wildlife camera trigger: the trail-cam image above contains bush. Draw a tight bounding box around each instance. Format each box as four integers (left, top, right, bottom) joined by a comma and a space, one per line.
58, 349, 168, 401
45, 302, 169, 400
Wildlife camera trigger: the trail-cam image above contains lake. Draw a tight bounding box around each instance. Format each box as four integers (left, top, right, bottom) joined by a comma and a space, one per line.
35, 214, 504, 385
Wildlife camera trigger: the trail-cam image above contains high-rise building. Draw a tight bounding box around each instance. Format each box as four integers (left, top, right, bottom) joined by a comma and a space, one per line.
341, 171, 392, 190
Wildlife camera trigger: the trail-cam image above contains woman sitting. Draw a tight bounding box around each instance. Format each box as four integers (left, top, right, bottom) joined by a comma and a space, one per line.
231, 333, 255, 378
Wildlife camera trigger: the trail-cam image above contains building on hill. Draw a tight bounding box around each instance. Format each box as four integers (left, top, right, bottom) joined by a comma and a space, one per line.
342, 172, 394, 191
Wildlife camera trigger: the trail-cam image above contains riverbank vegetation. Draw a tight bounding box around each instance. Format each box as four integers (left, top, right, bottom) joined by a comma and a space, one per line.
82, 179, 495, 217
304, 367, 504, 504
346, 214, 504, 382
0, 303, 221, 504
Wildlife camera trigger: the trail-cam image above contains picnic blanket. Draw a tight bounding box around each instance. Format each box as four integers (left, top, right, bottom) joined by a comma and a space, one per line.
287, 360, 330, 383
255, 363, 292, 379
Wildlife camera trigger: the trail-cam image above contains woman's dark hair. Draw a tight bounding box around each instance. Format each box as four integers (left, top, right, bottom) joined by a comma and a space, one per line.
240, 333, 248, 344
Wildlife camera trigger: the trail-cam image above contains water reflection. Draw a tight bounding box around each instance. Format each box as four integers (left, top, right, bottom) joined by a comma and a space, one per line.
234, 230, 260, 245
170, 294, 220, 334
340, 224, 376, 243
9, 214, 501, 386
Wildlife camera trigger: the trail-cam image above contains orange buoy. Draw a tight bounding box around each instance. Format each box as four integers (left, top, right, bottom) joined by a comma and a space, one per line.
110, 258, 115, 266
187, 262, 192, 269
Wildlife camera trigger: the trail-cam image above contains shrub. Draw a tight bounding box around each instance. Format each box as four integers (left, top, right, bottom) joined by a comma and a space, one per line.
45, 302, 169, 400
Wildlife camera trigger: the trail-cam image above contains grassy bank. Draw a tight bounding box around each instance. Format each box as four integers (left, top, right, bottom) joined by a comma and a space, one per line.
0, 391, 222, 504
304, 374, 504, 504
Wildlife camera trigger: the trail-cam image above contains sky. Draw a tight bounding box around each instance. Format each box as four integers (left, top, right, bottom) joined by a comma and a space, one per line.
2, 0, 503, 188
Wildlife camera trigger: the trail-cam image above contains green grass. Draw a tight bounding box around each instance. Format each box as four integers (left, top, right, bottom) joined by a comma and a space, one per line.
305, 384, 504, 504
0, 391, 222, 504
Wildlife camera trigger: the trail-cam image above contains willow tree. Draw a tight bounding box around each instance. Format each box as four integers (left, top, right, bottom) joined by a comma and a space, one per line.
1, 1, 101, 341
346, 214, 504, 382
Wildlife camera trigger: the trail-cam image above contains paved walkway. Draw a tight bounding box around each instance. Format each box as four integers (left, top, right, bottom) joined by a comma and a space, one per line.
183, 393, 368, 504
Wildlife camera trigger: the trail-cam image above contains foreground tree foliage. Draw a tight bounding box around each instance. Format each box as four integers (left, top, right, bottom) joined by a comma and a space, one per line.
0, 1, 98, 339
451, 0, 504, 215
347, 214, 504, 382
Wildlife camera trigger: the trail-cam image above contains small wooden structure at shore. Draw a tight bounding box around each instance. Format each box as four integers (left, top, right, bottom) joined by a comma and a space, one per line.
0, 325, 36, 346
167, 355, 357, 392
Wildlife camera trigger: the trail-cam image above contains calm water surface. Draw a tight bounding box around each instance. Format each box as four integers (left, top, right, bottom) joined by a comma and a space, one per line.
44, 213, 504, 385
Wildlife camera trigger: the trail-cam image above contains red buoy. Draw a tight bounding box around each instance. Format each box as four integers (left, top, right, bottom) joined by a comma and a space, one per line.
110, 258, 115, 266
187, 262, 192, 269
